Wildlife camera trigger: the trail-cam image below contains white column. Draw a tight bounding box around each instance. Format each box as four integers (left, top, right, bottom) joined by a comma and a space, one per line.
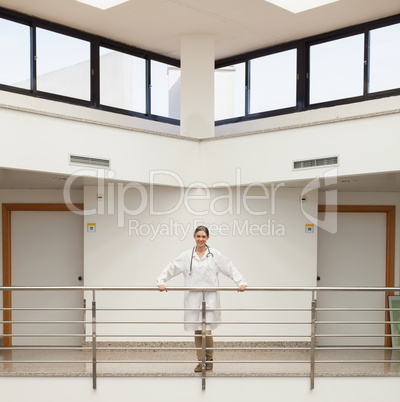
180, 35, 215, 139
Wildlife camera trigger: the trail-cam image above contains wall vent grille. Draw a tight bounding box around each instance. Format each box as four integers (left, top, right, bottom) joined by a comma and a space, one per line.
69, 155, 110, 168
293, 156, 338, 170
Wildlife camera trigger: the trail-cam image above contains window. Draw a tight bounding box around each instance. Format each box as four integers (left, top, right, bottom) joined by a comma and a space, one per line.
1, 9, 400, 127
36, 28, 91, 100
215, 63, 245, 121
150, 60, 180, 119
100, 47, 146, 113
249, 49, 297, 114
0, 18, 30, 89
309, 34, 364, 104
369, 23, 400, 93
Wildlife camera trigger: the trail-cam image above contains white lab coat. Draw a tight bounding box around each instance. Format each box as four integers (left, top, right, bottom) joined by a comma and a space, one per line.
157, 247, 247, 331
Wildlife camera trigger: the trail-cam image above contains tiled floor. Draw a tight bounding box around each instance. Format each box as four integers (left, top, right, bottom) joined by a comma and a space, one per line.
1, 344, 400, 377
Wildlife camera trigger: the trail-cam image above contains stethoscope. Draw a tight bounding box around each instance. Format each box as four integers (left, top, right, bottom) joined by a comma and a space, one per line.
189, 245, 214, 275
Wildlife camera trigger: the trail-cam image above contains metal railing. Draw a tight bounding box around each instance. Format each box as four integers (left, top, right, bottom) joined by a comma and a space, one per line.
1, 286, 400, 390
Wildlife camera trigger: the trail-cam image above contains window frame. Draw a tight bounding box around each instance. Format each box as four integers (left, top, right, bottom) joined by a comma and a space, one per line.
0, 13, 33, 93
214, 62, 247, 121
0, 7, 399, 128
215, 13, 400, 126
34, 25, 92, 101
0, 6, 180, 125
305, 30, 367, 108
248, 46, 299, 115
367, 21, 400, 95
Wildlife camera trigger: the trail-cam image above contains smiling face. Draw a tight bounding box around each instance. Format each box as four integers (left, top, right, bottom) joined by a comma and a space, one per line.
194, 230, 209, 250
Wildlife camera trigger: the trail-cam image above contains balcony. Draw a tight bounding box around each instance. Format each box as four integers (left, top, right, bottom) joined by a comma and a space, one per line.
1, 286, 400, 391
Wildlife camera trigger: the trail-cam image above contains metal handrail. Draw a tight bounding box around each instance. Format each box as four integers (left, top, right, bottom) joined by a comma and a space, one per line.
1, 285, 400, 391
1, 285, 400, 291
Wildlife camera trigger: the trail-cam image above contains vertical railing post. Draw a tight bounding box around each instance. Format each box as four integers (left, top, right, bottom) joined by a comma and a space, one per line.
201, 290, 207, 390
92, 290, 97, 390
310, 291, 317, 390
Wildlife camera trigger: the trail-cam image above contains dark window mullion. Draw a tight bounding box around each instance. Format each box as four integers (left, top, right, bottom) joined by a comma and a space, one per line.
363, 29, 369, 97
296, 42, 306, 111
146, 58, 151, 116
30, 24, 37, 93
245, 59, 250, 117
304, 42, 311, 107
91, 39, 100, 107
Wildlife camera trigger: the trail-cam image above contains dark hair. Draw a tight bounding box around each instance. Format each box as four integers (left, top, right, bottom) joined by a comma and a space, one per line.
194, 225, 209, 237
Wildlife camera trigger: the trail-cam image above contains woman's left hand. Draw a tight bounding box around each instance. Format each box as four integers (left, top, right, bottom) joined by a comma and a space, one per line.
238, 284, 247, 292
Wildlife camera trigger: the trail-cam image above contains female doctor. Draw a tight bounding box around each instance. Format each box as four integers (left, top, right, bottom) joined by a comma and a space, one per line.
157, 225, 247, 372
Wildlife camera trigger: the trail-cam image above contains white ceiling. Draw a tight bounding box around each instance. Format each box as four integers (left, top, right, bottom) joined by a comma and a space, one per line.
1, 167, 400, 192
0, 0, 399, 60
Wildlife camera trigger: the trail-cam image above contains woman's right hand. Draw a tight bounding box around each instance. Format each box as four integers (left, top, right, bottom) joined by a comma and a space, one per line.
158, 284, 167, 292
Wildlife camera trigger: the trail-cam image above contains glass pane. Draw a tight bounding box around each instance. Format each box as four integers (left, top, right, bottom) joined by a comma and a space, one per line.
369, 23, 400, 93
215, 63, 245, 121
36, 28, 90, 100
100, 47, 146, 113
309, 34, 364, 104
250, 49, 297, 114
151, 60, 180, 119
0, 18, 30, 89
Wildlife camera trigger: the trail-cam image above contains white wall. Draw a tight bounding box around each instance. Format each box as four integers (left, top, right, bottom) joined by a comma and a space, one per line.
0, 105, 197, 187
0, 377, 398, 402
215, 94, 400, 137
2, 92, 400, 188
0, 90, 180, 136
201, 109, 400, 186
83, 184, 318, 341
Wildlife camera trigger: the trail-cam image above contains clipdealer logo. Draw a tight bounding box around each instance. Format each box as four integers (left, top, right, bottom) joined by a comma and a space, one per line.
63, 168, 285, 221
63, 166, 338, 237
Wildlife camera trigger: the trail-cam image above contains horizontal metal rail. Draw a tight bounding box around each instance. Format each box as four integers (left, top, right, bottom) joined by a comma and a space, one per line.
95, 360, 312, 364
0, 346, 312, 352
2, 322, 397, 328
315, 346, 396, 350
3, 306, 396, 311
19, 308, 351, 314
3, 359, 399, 365
1, 361, 92, 364
0, 347, 92, 351
316, 334, 400, 337
2, 334, 89, 337
91, 308, 309, 312
4, 333, 399, 338
1, 320, 397, 325
1, 285, 400, 291
0, 307, 89, 311
316, 308, 400, 311
314, 360, 400, 364
316, 321, 399, 324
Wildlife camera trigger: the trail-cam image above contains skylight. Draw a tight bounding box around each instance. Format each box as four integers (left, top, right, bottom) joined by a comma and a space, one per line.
265, 0, 340, 14
75, 0, 129, 10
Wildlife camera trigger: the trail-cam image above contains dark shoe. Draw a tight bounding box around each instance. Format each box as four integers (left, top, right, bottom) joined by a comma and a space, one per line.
194, 363, 202, 373
206, 361, 213, 370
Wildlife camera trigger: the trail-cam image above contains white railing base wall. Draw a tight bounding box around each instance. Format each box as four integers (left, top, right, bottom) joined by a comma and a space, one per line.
0, 377, 399, 402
